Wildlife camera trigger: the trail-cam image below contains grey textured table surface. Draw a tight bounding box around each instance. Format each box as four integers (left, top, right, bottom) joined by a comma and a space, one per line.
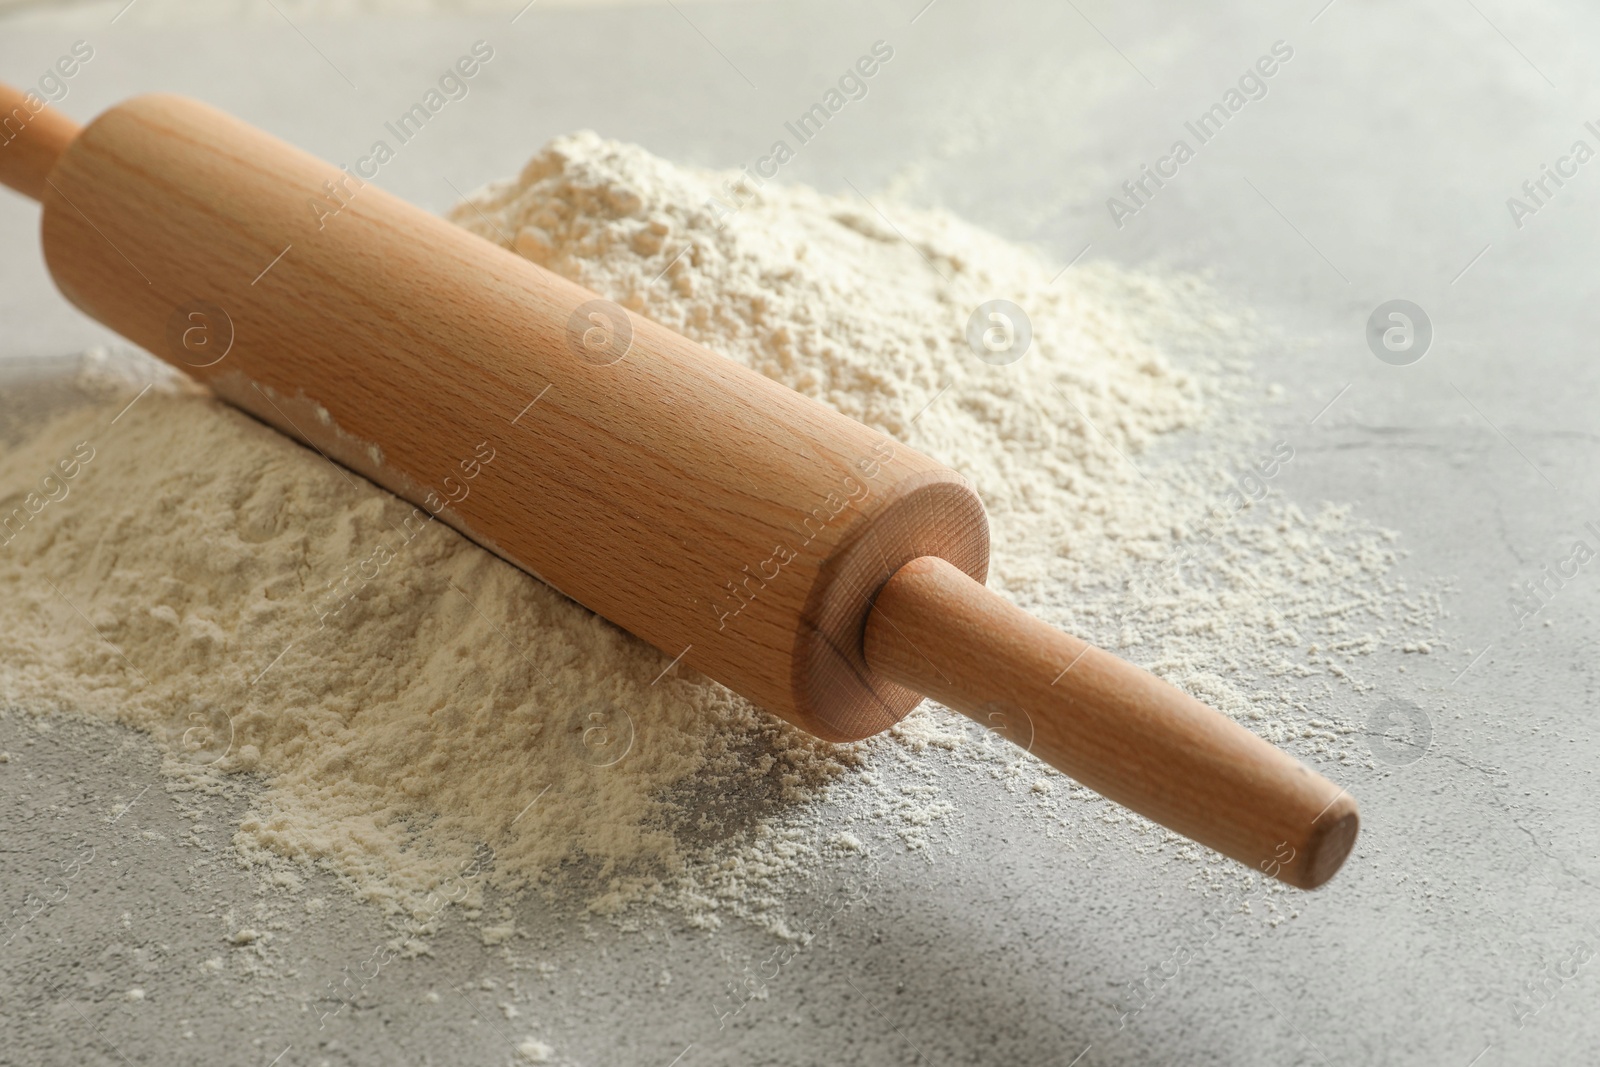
4, 2, 1600, 1065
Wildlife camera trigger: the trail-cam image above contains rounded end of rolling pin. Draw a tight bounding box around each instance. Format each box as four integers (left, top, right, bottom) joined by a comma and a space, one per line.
863, 554, 1364, 889
1293, 793, 1360, 890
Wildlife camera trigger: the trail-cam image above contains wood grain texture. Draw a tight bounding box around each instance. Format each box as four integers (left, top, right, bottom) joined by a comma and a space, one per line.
0, 82, 81, 201
864, 557, 1359, 888
37, 92, 988, 742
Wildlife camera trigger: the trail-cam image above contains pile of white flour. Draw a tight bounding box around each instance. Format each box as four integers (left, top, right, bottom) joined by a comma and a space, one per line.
0, 132, 1436, 934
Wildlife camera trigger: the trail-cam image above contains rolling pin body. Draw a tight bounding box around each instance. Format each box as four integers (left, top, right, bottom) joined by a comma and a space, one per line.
33, 92, 988, 743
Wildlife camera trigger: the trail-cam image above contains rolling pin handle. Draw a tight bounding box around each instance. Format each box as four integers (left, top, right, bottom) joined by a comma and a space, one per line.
0, 81, 82, 202
863, 556, 1359, 889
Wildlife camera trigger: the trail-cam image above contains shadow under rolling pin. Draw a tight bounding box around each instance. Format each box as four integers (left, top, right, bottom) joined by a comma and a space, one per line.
0, 81, 1357, 890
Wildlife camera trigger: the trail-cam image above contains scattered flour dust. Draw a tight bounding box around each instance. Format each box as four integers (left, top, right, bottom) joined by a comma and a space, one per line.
0, 132, 1437, 938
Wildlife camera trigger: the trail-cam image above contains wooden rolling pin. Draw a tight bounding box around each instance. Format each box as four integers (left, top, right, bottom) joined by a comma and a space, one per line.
0, 83, 1358, 888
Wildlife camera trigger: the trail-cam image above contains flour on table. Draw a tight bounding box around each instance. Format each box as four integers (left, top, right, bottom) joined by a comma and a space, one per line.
0, 132, 1436, 933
